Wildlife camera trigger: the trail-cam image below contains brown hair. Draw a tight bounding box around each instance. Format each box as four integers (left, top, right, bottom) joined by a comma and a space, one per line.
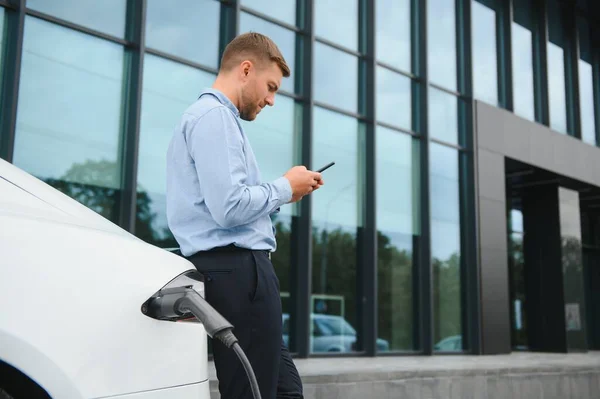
220, 32, 290, 77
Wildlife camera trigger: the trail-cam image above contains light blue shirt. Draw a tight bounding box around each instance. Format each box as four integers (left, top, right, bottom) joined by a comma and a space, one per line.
166, 88, 292, 257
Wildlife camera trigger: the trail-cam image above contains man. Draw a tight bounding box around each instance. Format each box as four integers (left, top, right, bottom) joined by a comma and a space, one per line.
166, 32, 322, 399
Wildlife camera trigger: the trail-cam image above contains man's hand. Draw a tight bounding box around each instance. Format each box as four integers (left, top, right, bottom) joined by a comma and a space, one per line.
284, 166, 324, 203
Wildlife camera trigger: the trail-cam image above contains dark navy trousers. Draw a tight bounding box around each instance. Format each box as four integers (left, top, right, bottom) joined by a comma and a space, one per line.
188, 248, 303, 399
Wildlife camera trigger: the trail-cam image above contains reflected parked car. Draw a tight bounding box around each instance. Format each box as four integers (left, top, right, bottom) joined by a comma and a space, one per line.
434, 335, 462, 351
282, 313, 390, 352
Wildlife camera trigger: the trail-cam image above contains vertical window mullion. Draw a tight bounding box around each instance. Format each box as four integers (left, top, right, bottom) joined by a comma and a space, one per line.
456, 0, 466, 96
568, 2, 582, 139
534, 0, 550, 126
119, 0, 146, 232
498, 0, 514, 111
219, 0, 240, 65
460, 0, 482, 355
0, 0, 25, 162
358, 0, 377, 356
419, 0, 433, 355
294, 0, 314, 359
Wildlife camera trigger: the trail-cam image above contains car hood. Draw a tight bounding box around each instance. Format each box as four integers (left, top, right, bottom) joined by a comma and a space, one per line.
0, 158, 134, 239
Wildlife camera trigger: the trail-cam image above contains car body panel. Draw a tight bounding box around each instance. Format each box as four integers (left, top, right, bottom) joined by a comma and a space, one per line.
0, 158, 130, 237
0, 159, 209, 398
96, 381, 209, 398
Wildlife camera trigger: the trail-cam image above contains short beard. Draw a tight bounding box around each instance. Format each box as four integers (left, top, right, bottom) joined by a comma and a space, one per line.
239, 89, 256, 121
240, 107, 256, 121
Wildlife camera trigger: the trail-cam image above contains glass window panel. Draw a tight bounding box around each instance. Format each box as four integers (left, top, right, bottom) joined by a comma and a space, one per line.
547, 0, 568, 134
579, 58, 595, 143
241, 98, 297, 190
512, 0, 535, 122
311, 107, 361, 354
428, 0, 457, 91
13, 17, 124, 223
578, 18, 596, 145
430, 143, 462, 352
509, 227, 528, 349
377, 67, 412, 130
137, 55, 214, 248
242, 97, 300, 349
376, 0, 411, 72
510, 209, 524, 233
27, 0, 126, 38
472, 0, 498, 105
315, 0, 358, 51
146, 0, 220, 68
240, 0, 296, 26
376, 127, 419, 351
314, 43, 358, 113
429, 88, 458, 145
430, 145, 460, 224
240, 12, 296, 94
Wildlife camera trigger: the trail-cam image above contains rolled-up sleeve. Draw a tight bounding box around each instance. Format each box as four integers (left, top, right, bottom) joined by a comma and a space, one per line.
186, 106, 292, 228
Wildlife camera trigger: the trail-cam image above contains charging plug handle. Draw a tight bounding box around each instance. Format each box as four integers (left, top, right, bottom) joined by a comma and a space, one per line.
175, 290, 238, 347
176, 290, 262, 399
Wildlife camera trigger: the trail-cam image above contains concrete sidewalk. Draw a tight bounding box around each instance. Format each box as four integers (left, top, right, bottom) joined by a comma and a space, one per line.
209, 352, 600, 398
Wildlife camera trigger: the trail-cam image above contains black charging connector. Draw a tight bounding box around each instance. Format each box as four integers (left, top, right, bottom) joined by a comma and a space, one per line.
143, 287, 262, 399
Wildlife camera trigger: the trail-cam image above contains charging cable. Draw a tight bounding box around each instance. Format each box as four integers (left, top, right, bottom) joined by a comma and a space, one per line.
145, 288, 262, 399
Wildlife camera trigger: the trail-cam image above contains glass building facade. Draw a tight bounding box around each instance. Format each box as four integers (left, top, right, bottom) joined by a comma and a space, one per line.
1, 0, 599, 357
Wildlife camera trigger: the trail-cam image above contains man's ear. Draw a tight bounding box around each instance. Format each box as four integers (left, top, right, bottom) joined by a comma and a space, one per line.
240, 60, 252, 78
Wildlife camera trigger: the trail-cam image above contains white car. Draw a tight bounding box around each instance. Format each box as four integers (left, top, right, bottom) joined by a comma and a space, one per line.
0, 158, 211, 399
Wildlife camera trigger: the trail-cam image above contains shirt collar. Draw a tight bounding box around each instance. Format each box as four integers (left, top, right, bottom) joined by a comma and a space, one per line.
199, 88, 240, 118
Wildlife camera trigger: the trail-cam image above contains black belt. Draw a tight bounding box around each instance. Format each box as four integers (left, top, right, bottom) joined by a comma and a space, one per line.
193, 244, 271, 259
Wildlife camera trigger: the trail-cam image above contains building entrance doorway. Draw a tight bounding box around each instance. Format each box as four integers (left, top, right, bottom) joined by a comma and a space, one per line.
582, 211, 600, 350
506, 159, 600, 352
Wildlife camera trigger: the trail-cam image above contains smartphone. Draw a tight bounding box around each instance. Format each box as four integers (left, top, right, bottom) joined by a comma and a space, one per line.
316, 162, 335, 173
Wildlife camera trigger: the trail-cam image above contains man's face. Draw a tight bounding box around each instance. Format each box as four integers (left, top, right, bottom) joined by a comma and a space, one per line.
239, 61, 283, 121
